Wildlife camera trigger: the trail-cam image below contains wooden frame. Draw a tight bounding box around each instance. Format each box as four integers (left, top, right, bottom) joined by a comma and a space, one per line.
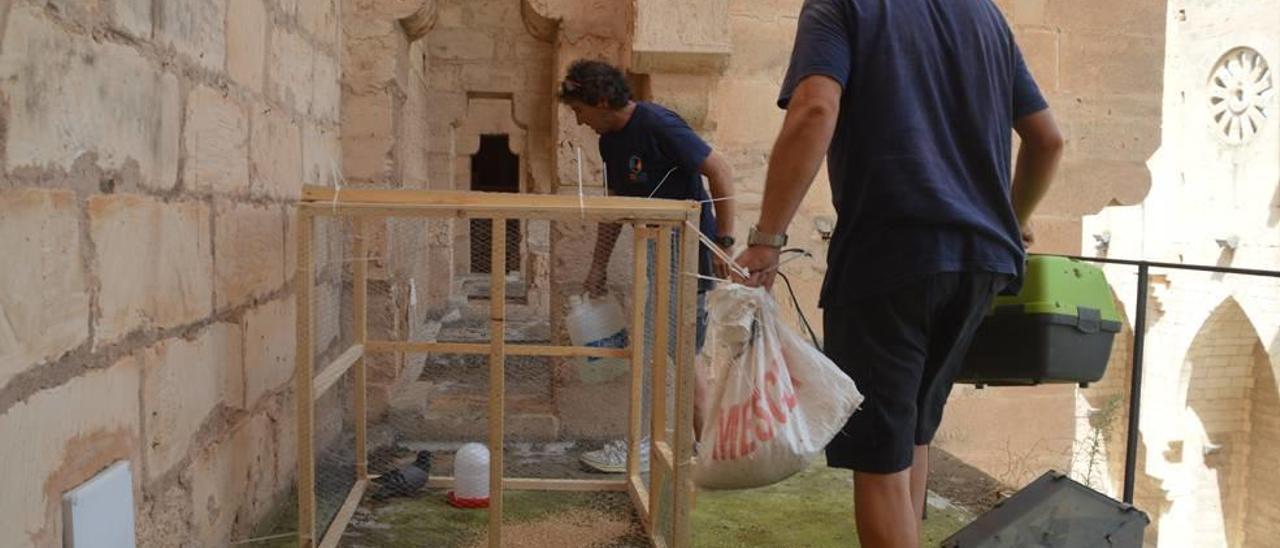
295, 186, 700, 547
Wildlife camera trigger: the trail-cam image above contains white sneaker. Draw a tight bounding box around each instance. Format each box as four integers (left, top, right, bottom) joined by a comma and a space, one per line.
580, 439, 650, 474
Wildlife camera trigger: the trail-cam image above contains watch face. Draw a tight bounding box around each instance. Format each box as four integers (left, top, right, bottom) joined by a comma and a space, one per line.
717, 235, 736, 247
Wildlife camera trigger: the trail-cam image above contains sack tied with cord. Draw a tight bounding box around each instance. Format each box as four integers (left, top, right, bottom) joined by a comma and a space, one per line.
693, 284, 863, 490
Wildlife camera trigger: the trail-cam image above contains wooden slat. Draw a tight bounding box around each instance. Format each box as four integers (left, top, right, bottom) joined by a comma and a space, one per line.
300, 202, 692, 223
365, 340, 630, 359
311, 344, 364, 399
650, 226, 673, 519
672, 215, 699, 547
301, 186, 696, 222
295, 210, 316, 548
628, 226, 652, 480
424, 476, 628, 492
487, 218, 507, 548
653, 441, 674, 473
629, 473, 651, 526
353, 219, 369, 480
316, 479, 368, 548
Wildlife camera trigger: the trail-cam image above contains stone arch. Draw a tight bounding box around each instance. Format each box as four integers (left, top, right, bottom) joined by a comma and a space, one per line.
1076, 287, 1168, 546
1178, 298, 1272, 547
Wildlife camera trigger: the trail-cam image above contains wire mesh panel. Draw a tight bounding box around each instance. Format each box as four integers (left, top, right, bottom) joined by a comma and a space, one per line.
295, 187, 699, 548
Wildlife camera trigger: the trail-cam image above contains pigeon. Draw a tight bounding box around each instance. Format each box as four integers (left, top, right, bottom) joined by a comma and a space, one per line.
370, 450, 431, 500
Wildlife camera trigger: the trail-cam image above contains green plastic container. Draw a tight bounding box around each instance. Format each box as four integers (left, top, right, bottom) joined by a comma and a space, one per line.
959, 256, 1121, 387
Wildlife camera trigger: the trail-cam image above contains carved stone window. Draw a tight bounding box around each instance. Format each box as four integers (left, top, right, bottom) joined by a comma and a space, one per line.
1209, 48, 1273, 145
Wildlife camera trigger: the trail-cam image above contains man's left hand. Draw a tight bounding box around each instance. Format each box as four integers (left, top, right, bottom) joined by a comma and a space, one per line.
734, 245, 782, 289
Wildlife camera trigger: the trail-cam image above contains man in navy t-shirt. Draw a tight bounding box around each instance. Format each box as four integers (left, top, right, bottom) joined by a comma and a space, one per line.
735, 1, 1064, 545
559, 59, 736, 473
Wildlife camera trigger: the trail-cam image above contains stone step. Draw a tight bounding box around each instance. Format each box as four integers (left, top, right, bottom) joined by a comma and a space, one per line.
435, 318, 550, 344
387, 383, 560, 443
417, 353, 553, 398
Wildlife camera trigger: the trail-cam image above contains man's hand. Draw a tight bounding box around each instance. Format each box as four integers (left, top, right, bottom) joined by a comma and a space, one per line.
1020, 220, 1036, 249
585, 265, 607, 297
734, 245, 782, 289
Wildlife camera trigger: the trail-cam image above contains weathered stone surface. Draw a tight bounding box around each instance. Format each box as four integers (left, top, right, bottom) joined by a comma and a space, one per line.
275, 0, 297, 18
189, 412, 271, 546
1017, 28, 1059, 93
312, 53, 341, 123
136, 479, 191, 548
110, 0, 153, 39
157, 0, 228, 72
1011, 0, 1048, 26
299, 0, 339, 47
141, 323, 243, 481
0, 189, 90, 388
184, 85, 250, 194
250, 105, 302, 199
302, 123, 342, 186
215, 200, 286, 311
91, 195, 213, 343
1044, 0, 1165, 38
243, 297, 297, 405
0, 361, 141, 547
227, 0, 268, 92
268, 27, 315, 114
1059, 31, 1164, 96
0, 5, 180, 190
342, 92, 396, 182
241, 409, 281, 525
427, 28, 495, 61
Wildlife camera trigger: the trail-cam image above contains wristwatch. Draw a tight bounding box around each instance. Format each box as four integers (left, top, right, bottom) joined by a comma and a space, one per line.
747, 226, 788, 248
714, 235, 736, 248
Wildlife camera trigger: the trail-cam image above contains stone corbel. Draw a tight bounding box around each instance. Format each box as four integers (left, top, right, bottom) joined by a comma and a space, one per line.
398, 0, 438, 42
521, 0, 560, 43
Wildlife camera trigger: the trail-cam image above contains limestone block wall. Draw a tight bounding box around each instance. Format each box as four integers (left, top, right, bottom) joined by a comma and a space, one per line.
1079, 1, 1280, 544
339, 0, 441, 419
0, 0, 341, 545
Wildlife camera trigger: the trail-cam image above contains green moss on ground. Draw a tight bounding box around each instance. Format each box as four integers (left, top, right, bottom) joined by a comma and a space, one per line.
246, 458, 970, 547
692, 458, 969, 547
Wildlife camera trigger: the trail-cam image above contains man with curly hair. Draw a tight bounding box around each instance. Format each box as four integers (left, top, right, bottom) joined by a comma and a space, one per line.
558, 58, 736, 474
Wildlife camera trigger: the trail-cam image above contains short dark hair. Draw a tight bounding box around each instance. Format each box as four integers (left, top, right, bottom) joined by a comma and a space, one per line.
558, 59, 631, 109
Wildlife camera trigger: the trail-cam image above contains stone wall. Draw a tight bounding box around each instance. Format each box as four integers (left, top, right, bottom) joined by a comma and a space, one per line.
1079, 1, 1280, 544
0, 0, 340, 544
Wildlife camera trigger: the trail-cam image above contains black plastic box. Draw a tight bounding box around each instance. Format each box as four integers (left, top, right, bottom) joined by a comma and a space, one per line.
941, 471, 1149, 548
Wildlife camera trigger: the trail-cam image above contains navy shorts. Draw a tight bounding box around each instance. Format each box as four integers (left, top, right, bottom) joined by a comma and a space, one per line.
822, 272, 1008, 474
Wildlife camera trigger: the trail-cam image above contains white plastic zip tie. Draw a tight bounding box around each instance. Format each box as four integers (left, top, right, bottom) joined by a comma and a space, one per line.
229, 532, 297, 545
647, 166, 680, 198
685, 220, 749, 279
576, 145, 586, 219
328, 155, 343, 212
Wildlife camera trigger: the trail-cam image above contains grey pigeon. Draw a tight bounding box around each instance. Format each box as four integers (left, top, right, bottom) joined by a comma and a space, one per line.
371, 450, 431, 500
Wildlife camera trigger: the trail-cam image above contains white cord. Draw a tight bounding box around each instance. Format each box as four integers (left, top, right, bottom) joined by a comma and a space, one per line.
647, 166, 681, 198
685, 220, 750, 279
576, 145, 585, 219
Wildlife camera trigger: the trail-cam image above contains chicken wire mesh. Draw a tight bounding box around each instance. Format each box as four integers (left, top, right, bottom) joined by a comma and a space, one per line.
309, 214, 360, 542
297, 196, 699, 547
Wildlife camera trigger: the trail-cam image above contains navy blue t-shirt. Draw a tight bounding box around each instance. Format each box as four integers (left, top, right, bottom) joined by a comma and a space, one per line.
599, 102, 718, 290
778, 0, 1049, 307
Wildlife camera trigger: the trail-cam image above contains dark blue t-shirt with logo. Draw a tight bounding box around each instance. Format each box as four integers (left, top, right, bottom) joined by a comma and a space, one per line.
779, 0, 1049, 307
599, 101, 717, 290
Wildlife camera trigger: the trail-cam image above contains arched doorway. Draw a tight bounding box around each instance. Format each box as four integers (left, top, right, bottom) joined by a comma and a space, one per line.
1180, 298, 1273, 547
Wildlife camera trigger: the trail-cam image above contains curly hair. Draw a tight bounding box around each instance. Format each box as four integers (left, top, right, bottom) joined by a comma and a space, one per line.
558, 59, 632, 109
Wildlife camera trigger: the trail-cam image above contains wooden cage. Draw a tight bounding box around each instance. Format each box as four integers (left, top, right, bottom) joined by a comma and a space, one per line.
294, 186, 700, 547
